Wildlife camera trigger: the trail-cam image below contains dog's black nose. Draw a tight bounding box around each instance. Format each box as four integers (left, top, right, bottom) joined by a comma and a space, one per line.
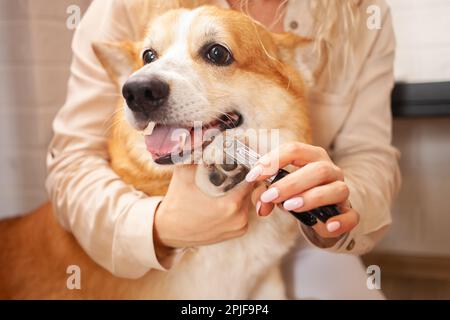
122, 77, 170, 113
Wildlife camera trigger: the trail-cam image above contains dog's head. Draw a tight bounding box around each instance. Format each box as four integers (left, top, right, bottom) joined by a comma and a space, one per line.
93, 6, 312, 173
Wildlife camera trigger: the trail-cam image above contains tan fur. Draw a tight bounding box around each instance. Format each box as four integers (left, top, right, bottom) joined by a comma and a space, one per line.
0, 6, 314, 299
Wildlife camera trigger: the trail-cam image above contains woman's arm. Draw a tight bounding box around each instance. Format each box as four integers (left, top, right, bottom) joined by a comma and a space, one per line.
322, 7, 401, 254
46, 0, 167, 278
47, 0, 255, 278
248, 6, 401, 255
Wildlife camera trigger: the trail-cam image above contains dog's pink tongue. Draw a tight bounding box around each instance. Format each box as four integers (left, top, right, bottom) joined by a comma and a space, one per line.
145, 125, 183, 159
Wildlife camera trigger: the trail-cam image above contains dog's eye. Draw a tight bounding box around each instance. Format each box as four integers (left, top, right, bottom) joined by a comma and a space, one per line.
205, 44, 233, 66
142, 49, 157, 64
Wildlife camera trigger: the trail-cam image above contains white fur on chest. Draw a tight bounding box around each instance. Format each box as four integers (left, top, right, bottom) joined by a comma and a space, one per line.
138, 206, 298, 299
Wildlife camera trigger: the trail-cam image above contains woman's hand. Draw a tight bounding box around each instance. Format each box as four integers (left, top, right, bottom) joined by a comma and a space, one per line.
154, 165, 253, 256
246, 142, 359, 239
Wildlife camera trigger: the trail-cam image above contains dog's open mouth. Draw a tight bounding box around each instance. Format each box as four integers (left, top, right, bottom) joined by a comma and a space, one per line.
144, 112, 242, 165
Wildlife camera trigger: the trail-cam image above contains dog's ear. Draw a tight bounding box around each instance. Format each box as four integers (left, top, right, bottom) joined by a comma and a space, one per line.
92, 41, 141, 87
272, 33, 325, 86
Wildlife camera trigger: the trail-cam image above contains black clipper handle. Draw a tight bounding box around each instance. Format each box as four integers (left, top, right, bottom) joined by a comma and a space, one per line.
270, 169, 340, 227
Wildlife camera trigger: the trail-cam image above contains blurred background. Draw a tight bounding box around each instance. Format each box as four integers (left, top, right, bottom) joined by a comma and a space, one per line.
0, 0, 449, 299
364, 0, 450, 299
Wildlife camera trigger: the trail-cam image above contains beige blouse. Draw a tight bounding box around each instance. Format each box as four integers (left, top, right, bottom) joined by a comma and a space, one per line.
46, 0, 401, 278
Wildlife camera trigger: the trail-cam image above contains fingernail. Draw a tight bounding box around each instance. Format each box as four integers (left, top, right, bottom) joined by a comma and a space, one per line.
283, 197, 304, 211
261, 188, 279, 203
327, 221, 341, 233
245, 165, 263, 182
256, 201, 262, 216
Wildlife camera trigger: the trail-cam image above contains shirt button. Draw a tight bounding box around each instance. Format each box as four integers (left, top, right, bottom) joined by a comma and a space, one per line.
346, 239, 355, 251
289, 21, 298, 30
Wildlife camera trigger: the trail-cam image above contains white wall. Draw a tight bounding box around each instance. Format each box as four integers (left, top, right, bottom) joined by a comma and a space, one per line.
374, 1, 450, 256
387, 0, 450, 83
0, 0, 91, 218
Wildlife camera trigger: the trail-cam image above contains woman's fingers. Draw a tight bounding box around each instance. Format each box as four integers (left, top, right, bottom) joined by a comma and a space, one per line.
264, 142, 331, 167
242, 141, 358, 239
258, 161, 344, 204
245, 142, 331, 182
251, 184, 274, 217
282, 180, 349, 212
312, 207, 359, 238
258, 202, 274, 216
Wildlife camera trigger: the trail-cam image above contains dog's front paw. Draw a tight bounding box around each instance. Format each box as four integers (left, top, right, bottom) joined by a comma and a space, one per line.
195, 163, 249, 197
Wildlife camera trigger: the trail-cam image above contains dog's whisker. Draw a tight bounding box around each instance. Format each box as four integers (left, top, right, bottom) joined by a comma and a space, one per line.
218, 113, 238, 127
208, 112, 240, 129
103, 108, 122, 133
103, 116, 124, 136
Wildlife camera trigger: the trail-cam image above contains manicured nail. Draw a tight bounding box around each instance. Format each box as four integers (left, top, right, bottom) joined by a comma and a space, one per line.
260, 188, 279, 203
327, 221, 341, 233
245, 165, 263, 182
256, 201, 262, 216
283, 197, 304, 211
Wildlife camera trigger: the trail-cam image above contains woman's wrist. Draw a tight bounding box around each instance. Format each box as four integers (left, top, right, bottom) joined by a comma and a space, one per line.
153, 200, 176, 265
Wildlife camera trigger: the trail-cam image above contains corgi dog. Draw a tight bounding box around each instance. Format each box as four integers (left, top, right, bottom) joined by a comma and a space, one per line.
0, 5, 316, 299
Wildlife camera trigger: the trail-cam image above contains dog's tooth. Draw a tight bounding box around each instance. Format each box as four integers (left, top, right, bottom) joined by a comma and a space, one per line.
142, 122, 156, 136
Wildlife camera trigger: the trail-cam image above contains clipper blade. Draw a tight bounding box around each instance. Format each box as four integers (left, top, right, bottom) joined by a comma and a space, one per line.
222, 136, 260, 170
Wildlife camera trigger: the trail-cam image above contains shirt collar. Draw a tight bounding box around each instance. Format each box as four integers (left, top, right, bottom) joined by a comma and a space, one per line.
284, 0, 314, 37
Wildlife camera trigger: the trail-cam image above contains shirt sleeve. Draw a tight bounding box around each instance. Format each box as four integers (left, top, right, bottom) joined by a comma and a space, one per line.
299, 6, 401, 255
46, 0, 171, 278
